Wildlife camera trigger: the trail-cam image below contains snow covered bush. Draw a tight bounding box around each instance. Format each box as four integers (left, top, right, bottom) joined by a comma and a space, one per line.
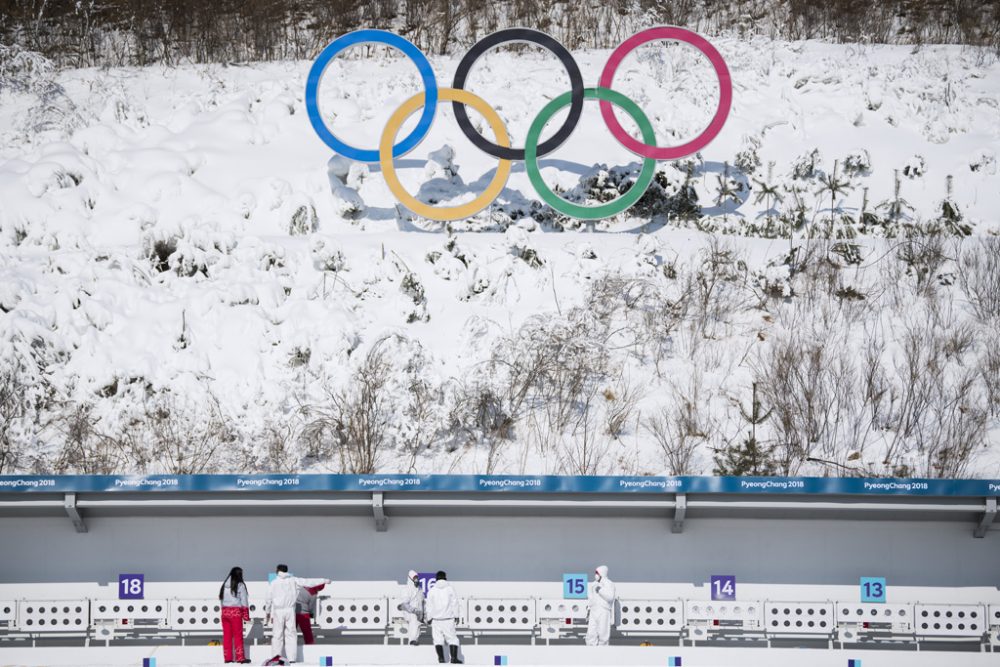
841, 149, 872, 178
790, 148, 822, 181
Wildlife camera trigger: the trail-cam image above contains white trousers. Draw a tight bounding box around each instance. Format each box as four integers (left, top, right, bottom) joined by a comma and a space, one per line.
403, 610, 421, 641
431, 618, 459, 646
586, 607, 611, 646
270, 607, 298, 659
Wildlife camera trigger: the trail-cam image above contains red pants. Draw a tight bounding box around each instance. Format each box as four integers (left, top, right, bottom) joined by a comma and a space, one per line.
221, 606, 247, 662
296, 613, 315, 644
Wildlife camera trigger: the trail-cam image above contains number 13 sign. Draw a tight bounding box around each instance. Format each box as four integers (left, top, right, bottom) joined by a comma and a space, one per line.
860, 577, 886, 603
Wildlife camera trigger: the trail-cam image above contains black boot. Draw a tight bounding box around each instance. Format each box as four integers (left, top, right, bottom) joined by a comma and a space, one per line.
450, 645, 463, 664
435, 645, 446, 663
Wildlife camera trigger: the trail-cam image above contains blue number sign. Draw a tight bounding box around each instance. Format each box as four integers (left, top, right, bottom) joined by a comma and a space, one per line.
118, 573, 144, 600
563, 573, 588, 599
860, 577, 886, 603
711, 575, 736, 601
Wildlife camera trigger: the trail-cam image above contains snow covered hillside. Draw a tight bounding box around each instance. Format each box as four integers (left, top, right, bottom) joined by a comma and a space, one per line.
1, 38, 999, 477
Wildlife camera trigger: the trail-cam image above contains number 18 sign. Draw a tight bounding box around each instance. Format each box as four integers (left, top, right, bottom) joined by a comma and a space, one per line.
118, 573, 144, 600
711, 575, 736, 601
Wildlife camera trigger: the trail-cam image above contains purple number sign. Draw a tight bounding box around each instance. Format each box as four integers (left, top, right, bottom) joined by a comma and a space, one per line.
711, 575, 735, 601
118, 573, 144, 600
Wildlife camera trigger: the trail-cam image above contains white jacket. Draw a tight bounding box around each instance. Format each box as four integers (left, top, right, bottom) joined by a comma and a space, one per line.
265, 572, 328, 612
425, 579, 460, 620
401, 579, 424, 617
589, 565, 616, 613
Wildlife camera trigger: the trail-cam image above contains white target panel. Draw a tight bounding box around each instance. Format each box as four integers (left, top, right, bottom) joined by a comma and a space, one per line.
765, 602, 835, 636
0, 600, 15, 626
168, 599, 221, 631
537, 598, 587, 640
685, 599, 763, 640
836, 603, 913, 628
617, 599, 684, 634
388, 597, 417, 641
316, 598, 388, 630
16, 600, 89, 632
913, 604, 985, 639
92, 599, 168, 628
990, 605, 1000, 646
686, 600, 763, 627
466, 598, 535, 631
537, 598, 588, 622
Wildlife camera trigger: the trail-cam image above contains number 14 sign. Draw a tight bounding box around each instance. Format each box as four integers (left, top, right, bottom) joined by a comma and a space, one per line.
711, 575, 736, 601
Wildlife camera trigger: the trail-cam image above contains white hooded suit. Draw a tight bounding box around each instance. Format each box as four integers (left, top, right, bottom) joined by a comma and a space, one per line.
400, 570, 425, 643
425, 578, 461, 647
586, 565, 616, 646
265, 571, 329, 660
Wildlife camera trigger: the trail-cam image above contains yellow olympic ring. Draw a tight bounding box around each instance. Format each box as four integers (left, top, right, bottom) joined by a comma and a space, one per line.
379, 88, 512, 222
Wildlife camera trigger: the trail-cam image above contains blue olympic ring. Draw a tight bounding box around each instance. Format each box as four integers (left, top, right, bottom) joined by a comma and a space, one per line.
305, 29, 438, 163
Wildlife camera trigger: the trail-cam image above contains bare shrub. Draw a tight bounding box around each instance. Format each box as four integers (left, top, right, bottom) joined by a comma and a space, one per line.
450, 379, 527, 474
0, 354, 56, 474
644, 374, 711, 475
254, 419, 302, 473
0, 365, 31, 474
302, 339, 394, 474
52, 402, 128, 474
124, 389, 235, 474
689, 239, 751, 339
981, 332, 1000, 418
884, 311, 989, 477
545, 389, 613, 476
957, 237, 1000, 322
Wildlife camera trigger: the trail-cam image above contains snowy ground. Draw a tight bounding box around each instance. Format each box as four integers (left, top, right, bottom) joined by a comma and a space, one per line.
1, 643, 997, 667
1, 39, 999, 477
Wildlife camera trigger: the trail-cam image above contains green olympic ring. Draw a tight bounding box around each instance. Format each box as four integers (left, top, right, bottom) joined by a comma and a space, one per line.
524, 87, 657, 221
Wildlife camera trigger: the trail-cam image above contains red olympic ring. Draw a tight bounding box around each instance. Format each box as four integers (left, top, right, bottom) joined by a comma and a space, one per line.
597, 26, 732, 160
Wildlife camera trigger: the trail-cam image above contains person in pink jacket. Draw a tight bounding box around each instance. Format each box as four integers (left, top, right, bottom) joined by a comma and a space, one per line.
219, 566, 251, 664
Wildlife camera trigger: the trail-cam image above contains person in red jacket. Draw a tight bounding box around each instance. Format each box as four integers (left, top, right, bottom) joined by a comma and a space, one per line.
295, 581, 326, 644
219, 566, 251, 664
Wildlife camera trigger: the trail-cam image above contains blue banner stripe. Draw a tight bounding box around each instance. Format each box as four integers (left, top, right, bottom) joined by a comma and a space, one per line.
0, 474, 997, 496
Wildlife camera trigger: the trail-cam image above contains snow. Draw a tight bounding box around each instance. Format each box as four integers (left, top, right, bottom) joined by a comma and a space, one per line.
0, 39, 999, 476
0, 643, 996, 667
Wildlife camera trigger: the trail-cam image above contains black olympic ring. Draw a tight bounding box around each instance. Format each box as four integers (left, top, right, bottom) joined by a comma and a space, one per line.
451, 28, 585, 161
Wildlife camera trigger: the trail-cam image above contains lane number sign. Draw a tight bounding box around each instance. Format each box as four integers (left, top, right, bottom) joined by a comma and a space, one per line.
860, 577, 886, 603
711, 575, 736, 601
563, 573, 588, 599
118, 574, 144, 600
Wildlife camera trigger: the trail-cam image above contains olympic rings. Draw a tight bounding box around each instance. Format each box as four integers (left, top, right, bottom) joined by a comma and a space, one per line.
305, 27, 732, 220
306, 30, 438, 163
598, 26, 732, 160
525, 88, 657, 221
451, 28, 584, 161
380, 88, 513, 222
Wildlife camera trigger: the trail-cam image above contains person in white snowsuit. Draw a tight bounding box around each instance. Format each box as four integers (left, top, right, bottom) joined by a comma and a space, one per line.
398, 569, 425, 645
586, 565, 616, 646
264, 564, 330, 664
425, 570, 462, 664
